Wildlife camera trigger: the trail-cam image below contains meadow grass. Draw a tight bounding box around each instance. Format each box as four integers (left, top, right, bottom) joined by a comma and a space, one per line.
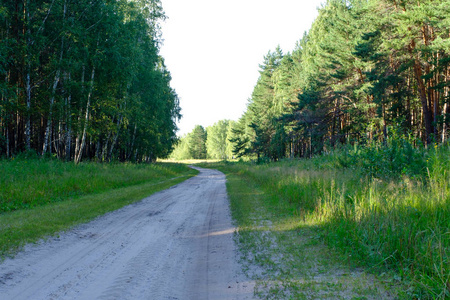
0, 158, 197, 257
0, 156, 194, 212
202, 143, 450, 299
207, 161, 401, 299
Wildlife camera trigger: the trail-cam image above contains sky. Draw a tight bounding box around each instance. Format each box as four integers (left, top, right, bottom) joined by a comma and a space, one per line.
159, 0, 325, 136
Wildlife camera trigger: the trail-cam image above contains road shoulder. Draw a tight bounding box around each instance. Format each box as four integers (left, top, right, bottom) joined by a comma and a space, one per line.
221, 167, 402, 299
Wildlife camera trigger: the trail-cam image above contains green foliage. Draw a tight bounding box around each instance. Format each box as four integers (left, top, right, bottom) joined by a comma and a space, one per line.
232, 48, 292, 160
170, 121, 236, 160
321, 146, 450, 299
206, 143, 450, 298
168, 135, 192, 160
0, 0, 179, 162
206, 120, 234, 160
324, 131, 427, 180
188, 125, 207, 159
231, 0, 450, 161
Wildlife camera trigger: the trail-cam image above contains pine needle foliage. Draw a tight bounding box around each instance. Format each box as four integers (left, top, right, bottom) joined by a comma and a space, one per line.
230, 0, 450, 161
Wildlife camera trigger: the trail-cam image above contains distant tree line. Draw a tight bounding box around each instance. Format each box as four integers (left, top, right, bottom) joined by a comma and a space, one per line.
231, 0, 450, 161
170, 120, 235, 160
0, 0, 180, 162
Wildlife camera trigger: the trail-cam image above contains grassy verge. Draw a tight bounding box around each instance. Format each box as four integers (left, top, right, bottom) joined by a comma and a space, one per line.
0, 158, 197, 257
206, 162, 400, 299
0, 157, 194, 212
200, 144, 449, 299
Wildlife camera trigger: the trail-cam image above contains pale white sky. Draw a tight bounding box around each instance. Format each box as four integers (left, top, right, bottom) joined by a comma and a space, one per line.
159, 0, 325, 136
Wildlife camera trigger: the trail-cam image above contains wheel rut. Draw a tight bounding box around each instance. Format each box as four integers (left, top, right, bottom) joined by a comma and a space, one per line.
0, 167, 255, 300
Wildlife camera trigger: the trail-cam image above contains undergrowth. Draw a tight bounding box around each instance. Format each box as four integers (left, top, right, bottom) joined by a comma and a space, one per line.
206, 141, 450, 299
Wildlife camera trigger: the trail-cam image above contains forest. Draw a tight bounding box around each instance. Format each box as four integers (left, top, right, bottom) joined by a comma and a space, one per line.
1, 0, 449, 297
170, 121, 235, 160
226, 0, 450, 161
201, 2, 449, 296
0, 0, 180, 162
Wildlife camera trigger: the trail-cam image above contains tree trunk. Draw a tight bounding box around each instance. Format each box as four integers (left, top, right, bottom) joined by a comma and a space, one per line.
74, 66, 95, 164
382, 103, 387, 142
406, 76, 412, 130
24, 0, 31, 150
66, 99, 72, 160
413, 58, 433, 144
127, 124, 137, 161
108, 115, 122, 161
74, 65, 86, 159
442, 102, 448, 143
15, 110, 19, 151
6, 127, 10, 158
42, 70, 60, 154
25, 70, 31, 150
42, 0, 67, 155
101, 132, 110, 161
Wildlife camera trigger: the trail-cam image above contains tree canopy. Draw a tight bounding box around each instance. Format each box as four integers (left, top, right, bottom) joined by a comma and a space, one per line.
230, 0, 450, 161
170, 121, 236, 161
0, 0, 180, 162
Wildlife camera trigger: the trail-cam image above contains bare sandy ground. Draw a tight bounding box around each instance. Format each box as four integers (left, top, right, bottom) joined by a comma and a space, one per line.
0, 167, 255, 300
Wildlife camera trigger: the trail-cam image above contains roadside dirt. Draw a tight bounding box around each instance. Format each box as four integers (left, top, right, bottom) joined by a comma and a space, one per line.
0, 167, 255, 300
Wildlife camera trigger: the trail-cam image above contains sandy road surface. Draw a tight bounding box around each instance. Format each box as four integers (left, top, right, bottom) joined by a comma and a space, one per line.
0, 167, 254, 300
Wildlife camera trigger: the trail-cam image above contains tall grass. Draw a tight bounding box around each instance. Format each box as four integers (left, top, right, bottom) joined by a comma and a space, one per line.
321, 145, 449, 298
215, 143, 450, 299
0, 157, 196, 257
0, 156, 191, 213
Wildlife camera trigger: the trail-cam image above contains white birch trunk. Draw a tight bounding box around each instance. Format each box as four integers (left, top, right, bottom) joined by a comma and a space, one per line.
42, 70, 60, 154
65, 73, 72, 161
127, 124, 137, 161
443, 68, 450, 143
74, 65, 86, 159
442, 103, 448, 143
42, 1, 66, 155
25, 0, 56, 150
74, 66, 95, 164
108, 115, 123, 161
101, 132, 111, 161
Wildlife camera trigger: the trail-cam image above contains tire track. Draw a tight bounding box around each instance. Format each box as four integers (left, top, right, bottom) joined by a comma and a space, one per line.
0, 167, 255, 300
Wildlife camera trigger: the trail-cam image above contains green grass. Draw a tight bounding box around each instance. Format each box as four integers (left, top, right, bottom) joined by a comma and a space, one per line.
0, 157, 194, 212
206, 161, 400, 299
200, 143, 450, 299
0, 158, 197, 257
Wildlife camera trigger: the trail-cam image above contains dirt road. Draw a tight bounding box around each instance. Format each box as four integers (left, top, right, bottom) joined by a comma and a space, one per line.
0, 167, 254, 300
